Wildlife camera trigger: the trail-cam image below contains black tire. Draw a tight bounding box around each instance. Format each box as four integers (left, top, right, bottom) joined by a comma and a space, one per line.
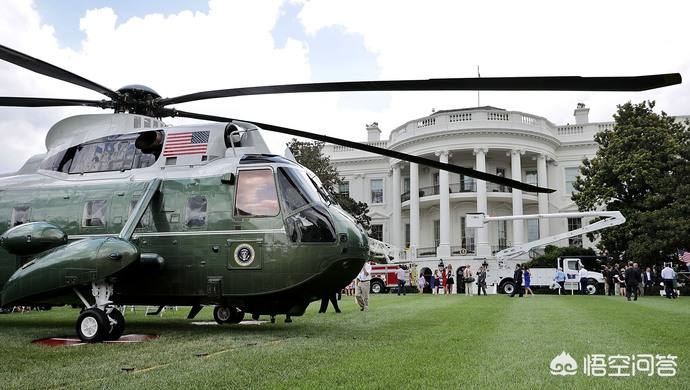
500, 280, 516, 295
586, 279, 599, 295
370, 280, 385, 294
213, 305, 232, 324
228, 307, 245, 324
76, 308, 108, 343
104, 308, 125, 341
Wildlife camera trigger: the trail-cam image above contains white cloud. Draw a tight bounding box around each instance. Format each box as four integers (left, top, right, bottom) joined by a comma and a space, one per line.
0, 0, 689, 173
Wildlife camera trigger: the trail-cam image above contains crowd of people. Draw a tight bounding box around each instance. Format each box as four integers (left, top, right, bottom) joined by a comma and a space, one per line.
330, 258, 687, 314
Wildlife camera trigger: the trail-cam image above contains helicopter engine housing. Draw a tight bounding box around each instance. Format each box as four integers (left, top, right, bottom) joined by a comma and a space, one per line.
0, 221, 68, 256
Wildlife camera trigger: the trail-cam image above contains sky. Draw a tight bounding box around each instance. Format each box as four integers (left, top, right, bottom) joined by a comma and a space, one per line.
1, 0, 689, 173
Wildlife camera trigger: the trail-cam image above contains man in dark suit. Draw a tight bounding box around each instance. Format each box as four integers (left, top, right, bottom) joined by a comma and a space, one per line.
625, 262, 642, 301
509, 264, 523, 297
642, 267, 654, 296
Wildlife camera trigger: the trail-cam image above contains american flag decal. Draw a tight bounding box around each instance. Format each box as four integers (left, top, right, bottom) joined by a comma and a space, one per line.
163, 131, 209, 156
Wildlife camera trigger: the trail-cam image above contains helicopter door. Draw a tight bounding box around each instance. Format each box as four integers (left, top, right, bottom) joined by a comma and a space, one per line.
229, 169, 281, 270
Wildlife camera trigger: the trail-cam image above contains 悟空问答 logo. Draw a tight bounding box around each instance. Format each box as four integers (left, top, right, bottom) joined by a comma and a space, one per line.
550, 351, 578, 376
234, 243, 255, 266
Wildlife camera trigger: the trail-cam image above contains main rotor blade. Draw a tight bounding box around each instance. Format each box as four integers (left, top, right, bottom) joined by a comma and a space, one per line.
0, 96, 110, 108
0, 44, 119, 100
159, 74, 682, 106
170, 109, 555, 194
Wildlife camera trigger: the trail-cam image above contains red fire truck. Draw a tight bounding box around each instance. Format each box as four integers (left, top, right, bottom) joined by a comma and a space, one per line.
369, 264, 413, 293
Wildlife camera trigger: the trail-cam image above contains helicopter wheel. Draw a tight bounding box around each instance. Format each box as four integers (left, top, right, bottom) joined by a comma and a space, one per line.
76, 308, 108, 343
104, 308, 125, 341
227, 307, 245, 324
213, 305, 232, 324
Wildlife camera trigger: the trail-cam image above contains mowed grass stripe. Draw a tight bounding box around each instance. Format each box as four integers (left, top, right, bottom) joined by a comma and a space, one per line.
1, 294, 688, 389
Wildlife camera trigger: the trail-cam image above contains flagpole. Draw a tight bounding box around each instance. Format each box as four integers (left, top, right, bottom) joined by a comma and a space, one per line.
477, 65, 480, 107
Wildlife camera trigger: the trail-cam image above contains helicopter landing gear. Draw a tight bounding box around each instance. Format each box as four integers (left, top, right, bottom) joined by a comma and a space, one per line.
213, 305, 244, 324
73, 282, 125, 342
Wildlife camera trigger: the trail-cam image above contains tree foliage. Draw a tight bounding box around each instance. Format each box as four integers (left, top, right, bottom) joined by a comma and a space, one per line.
572, 101, 690, 263
287, 139, 372, 231
524, 245, 596, 268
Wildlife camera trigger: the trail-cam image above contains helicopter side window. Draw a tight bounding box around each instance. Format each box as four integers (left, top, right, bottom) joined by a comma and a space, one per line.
11, 206, 31, 226
82, 200, 107, 227
185, 196, 208, 228
235, 169, 280, 217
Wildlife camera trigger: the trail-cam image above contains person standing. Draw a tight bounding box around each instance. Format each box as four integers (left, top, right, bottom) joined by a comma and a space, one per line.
524, 267, 534, 296
661, 264, 676, 299
395, 264, 407, 296
318, 291, 341, 313
432, 269, 441, 294
417, 273, 427, 293
579, 265, 589, 295
509, 264, 523, 297
624, 262, 642, 301
602, 265, 611, 296
463, 265, 473, 296
642, 267, 654, 296
355, 261, 372, 311
477, 266, 487, 296
445, 264, 454, 294
611, 264, 621, 296
553, 267, 566, 295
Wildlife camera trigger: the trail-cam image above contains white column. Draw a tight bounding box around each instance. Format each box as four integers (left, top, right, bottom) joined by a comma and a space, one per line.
474, 147, 490, 257
436, 150, 451, 258
510, 149, 525, 245
391, 162, 402, 247
537, 154, 550, 238
409, 162, 420, 260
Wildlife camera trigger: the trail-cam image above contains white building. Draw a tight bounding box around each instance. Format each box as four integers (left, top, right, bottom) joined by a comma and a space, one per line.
323, 104, 650, 263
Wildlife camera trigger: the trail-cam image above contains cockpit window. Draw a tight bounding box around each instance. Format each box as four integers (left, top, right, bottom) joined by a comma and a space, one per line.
40, 131, 162, 174
235, 169, 280, 217
277, 167, 336, 243
277, 167, 321, 214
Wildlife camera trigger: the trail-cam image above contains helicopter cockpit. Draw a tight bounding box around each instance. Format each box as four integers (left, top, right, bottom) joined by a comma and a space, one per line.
235, 155, 337, 244
39, 130, 163, 174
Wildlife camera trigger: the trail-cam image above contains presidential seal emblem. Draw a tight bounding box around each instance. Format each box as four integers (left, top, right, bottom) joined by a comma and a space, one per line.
234, 243, 255, 266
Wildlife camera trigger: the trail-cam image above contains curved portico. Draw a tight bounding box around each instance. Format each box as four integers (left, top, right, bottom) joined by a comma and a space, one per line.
325, 105, 607, 261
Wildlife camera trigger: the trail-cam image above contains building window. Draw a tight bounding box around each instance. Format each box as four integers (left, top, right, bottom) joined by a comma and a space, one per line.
433, 219, 440, 247
460, 172, 475, 192
370, 179, 383, 203
497, 220, 508, 250
568, 217, 583, 247
83, 200, 107, 227
461, 217, 475, 252
11, 206, 30, 226
405, 224, 410, 248
525, 169, 538, 186
339, 181, 350, 198
433, 172, 439, 194
527, 219, 539, 242
403, 178, 410, 194
496, 168, 506, 192
370, 224, 383, 241
565, 167, 579, 194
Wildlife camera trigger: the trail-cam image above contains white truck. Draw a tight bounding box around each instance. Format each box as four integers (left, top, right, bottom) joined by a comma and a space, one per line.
467, 211, 626, 295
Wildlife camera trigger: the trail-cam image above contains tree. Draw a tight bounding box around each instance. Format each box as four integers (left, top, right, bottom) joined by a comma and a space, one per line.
572, 101, 690, 264
287, 139, 372, 231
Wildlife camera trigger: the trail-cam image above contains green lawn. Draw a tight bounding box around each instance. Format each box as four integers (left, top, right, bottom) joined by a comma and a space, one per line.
0, 293, 687, 389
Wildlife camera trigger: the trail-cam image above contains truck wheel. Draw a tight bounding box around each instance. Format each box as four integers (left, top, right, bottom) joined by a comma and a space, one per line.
586, 279, 599, 295
500, 281, 515, 295
370, 280, 385, 294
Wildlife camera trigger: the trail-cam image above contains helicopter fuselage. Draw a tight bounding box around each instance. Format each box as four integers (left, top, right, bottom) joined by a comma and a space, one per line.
0, 114, 368, 318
